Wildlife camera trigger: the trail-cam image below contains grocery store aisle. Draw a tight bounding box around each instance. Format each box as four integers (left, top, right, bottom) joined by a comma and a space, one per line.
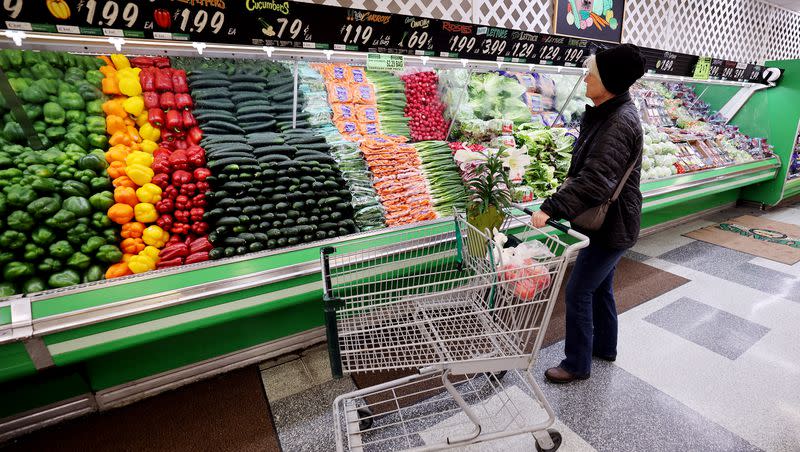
266, 203, 800, 452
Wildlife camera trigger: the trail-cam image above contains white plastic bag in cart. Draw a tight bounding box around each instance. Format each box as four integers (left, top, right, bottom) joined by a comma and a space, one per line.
493, 229, 553, 300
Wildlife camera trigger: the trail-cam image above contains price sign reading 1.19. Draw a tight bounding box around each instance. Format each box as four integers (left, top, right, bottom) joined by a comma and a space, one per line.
331, 9, 394, 51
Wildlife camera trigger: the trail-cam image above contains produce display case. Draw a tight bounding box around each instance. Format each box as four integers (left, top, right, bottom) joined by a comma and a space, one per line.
0, 33, 784, 439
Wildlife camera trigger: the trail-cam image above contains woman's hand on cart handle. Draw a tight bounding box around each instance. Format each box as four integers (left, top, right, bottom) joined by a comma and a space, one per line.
512, 203, 571, 234
531, 211, 550, 229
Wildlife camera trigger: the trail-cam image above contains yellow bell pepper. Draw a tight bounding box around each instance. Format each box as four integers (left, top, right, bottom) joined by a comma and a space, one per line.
126, 164, 154, 186
128, 255, 157, 274
119, 76, 142, 96
126, 151, 154, 168
142, 226, 169, 248
141, 245, 162, 260
134, 203, 158, 223
116, 67, 136, 80
140, 139, 158, 154
110, 54, 130, 70
136, 183, 162, 204
123, 96, 145, 116
136, 111, 149, 127
138, 123, 161, 142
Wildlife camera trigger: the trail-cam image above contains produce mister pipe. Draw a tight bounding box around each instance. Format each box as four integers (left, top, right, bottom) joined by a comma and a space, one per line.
292, 60, 299, 129
551, 71, 586, 128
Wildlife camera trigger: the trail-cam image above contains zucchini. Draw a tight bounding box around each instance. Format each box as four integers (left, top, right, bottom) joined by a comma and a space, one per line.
195, 100, 236, 111
272, 91, 295, 102
216, 216, 241, 226
238, 112, 275, 122
207, 156, 258, 170
253, 145, 297, 156
204, 120, 245, 133
275, 112, 311, 121
257, 154, 291, 163
229, 82, 266, 92
224, 237, 247, 247
230, 74, 269, 83
222, 181, 253, 192
286, 134, 326, 145
189, 79, 232, 89
296, 154, 337, 164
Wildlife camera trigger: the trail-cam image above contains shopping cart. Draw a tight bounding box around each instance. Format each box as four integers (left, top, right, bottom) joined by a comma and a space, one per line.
320, 205, 589, 451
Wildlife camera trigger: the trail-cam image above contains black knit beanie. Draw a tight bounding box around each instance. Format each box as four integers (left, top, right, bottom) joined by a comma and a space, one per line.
595, 44, 646, 95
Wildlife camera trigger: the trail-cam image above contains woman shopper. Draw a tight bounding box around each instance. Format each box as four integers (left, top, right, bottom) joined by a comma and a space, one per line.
531, 44, 646, 384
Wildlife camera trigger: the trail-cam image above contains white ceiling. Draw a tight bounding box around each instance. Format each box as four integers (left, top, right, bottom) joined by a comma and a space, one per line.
763, 0, 800, 11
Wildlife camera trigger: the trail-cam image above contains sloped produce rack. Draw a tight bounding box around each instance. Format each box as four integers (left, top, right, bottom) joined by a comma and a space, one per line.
0, 33, 784, 440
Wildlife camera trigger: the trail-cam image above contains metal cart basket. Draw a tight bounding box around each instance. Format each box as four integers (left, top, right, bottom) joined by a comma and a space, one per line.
321, 207, 589, 451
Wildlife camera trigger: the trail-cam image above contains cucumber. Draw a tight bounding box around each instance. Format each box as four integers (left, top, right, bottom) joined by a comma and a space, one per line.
189, 79, 232, 89
257, 154, 291, 163
296, 154, 337, 164
286, 134, 326, 145
207, 156, 258, 170
216, 216, 241, 226
238, 112, 275, 122
230, 74, 269, 83
204, 120, 245, 133
195, 100, 236, 111
253, 145, 297, 156
230, 82, 266, 92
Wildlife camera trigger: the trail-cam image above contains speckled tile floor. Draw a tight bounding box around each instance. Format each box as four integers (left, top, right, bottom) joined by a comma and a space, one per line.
262, 203, 800, 452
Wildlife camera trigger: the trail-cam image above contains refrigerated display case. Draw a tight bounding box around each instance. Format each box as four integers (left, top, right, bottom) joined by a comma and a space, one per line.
0, 34, 784, 439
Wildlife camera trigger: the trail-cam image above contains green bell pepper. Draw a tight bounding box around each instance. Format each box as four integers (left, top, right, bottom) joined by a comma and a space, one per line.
96, 244, 123, 264
45, 126, 66, 141
101, 227, 118, 244
22, 151, 44, 166
23, 243, 45, 261
81, 236, 106, 255
38, 258, 62, 273
0, 283, 16, 297
0, 168, 23, 180
76, 82, 102, 101
65, 109, 85, 125
22, 51, 40, 67
7, 210, 34, 231
78, 153, 107, 172
86, 115, 106, 135
31, 62, 60, 80
41, 148, 67, 165
6, 185, 36, 207
64, 131, 88, 149
0, 153, 12, 168
49, 240, 74, 260
21, 84, 47, 104
48, 269, 81, 288
67, 252, 91, 270
65, 123, 87, 136
0, 192, 6, 215
22, 277, 47, 294
33, 78, 58, 95
8, 77, 29, 93
85, 70, 104, 88
0, 251, 14, 266
4, 50, 23, 68
55, 168, 76, 181
58, 92, 85, 110
83, 265, 105, 283
63, 143, 86, 156
31, 226, 57, 246
90, 177, 111, 192
62, 196, 92, 218
0, 230, 25, 249
61, 180, 90, 197
3, 122, 25, 142
3, 262, 34, 281
92, 211, 113, 229
0, 51, 10, 71
45, 209, 77, 229
86, 99, 103, 115
18, 68, 33, 79
88, 134, 108, 149
43, 102, 65, 125
22, 104, 42, 121
89, 191, 114, 211
27, 196, 62, 219
75, 170, 95, 185
68, 223, 94, 246
27, 165, 53, 178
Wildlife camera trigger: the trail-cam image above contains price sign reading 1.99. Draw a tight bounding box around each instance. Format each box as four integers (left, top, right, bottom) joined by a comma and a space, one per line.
435, 21, 508, 61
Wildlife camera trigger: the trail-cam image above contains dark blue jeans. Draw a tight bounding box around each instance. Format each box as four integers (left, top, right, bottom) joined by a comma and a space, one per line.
560, 242, 627, 376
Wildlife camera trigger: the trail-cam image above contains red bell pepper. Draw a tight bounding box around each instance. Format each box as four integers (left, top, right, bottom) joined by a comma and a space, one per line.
152, 155, 171, 175
175, 93, 193, 110
155, 68, 173, 92
194, 167, 211, 182
163, 185, 179, 200
143, 91, 160, 109
190, 222, 209, 236
186, 127, 203, 145
153, 147, 171, 159
139, 68, 156, 92
175, 195, 191, 210
156, 214, 174, 231
160, 91, 176, 110
180, 183, 197, 197
173, 139, 188, 150
171, 69, 188, 93
160, 242, 189, 260
169, 153, 189, 172
155, 198, 174, 214
185, 251, 209, 265
174, 209, 189, 223
151, 172, 170, 189
189, 208, 205, 222
186, 146, 205, 168
153, 57, 171, 69
182, 110, 197, 128
165, 109, 181, 131
172, 170, 193, 186
192, 193, 207, 208
130, 56, 155, 68
171, 222, 190, 235
189, 237, 213, 254
148, 108, 165, 128
195, 180, 210, 193
154, 9, 171, 29
157, 257, 184, 269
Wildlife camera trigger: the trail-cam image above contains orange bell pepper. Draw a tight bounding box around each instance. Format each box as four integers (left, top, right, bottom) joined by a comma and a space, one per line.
114, 186, 138, 206
105, 145, 130, 163
106, 114, 126, 135
103, 100, 126, 118
98, 55, 113, 65
108, 203, 135, 225
121, 238, 146, 254
109, 130, 133, 147
112, 176, 137, 189
102, 77, 120, 95
122, 253, 135, 263
107, 160, 126, 179
127, 125, 142, 143
121, 222, 145, 239
105, 262, 132, 279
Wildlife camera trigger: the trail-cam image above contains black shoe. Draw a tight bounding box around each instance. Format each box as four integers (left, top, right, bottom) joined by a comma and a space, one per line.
593, 353, 616, 362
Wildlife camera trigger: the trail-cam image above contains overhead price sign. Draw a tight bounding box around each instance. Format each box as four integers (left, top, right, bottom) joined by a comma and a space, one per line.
693, 56, 711, 80
435, 21, 510, 62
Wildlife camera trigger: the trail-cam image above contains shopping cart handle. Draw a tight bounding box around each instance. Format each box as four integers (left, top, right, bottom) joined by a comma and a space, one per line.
512, 203, 572, 234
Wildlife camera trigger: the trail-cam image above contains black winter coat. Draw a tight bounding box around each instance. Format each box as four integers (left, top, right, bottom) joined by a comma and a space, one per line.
540, 92, 643, 250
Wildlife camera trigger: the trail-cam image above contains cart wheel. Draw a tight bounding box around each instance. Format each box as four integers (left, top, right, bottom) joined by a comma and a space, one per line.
535, 429, 562, 452
357, 406, 374, 431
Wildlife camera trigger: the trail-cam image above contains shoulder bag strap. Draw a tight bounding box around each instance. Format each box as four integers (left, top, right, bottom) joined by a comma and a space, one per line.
610, 150, 640, 202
